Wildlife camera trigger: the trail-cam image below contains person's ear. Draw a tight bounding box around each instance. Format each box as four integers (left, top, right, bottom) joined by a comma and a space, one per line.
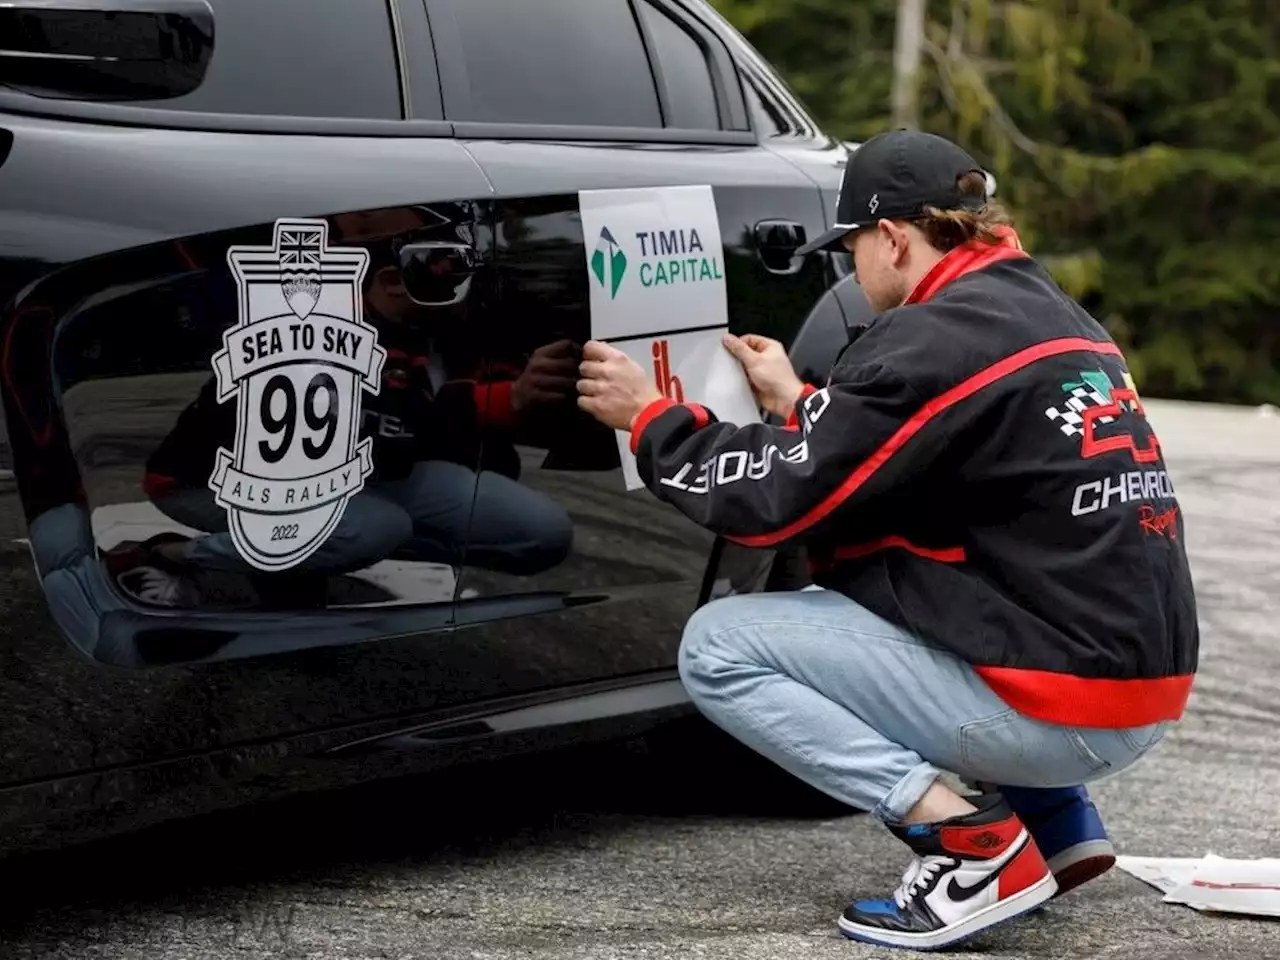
878, 219, 912, 267
375, 265, 406, 296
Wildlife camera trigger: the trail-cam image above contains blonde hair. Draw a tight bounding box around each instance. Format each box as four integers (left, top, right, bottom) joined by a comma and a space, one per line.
917, 171, 1014, 252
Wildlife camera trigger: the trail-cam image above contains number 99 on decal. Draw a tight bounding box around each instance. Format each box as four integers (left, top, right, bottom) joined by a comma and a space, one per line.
257, 369, 341, 466
209, 219, 387, 572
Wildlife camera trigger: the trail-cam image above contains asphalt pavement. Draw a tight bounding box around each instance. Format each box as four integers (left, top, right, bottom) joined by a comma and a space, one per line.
1, 398, 1277, 960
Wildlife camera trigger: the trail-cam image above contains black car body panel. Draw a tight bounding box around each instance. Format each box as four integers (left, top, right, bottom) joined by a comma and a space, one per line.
0, 0, 862, 857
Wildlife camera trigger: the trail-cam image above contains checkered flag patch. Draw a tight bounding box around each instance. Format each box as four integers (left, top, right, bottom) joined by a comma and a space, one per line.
1044, 386, 1115, 437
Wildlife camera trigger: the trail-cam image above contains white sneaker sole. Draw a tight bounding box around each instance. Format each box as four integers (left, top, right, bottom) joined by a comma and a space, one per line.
838, 871, 1058, 951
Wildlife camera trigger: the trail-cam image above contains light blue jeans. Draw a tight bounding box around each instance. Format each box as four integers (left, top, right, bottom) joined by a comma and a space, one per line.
678, 588, 1170, 823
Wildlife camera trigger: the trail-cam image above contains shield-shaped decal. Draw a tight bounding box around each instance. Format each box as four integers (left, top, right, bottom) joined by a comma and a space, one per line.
209, 218, 386, 571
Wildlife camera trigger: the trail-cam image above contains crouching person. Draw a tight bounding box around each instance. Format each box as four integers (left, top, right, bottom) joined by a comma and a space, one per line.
575, 130, 1197, 950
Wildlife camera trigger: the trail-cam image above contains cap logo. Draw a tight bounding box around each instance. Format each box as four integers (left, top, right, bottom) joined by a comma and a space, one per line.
868, 194, 879, 214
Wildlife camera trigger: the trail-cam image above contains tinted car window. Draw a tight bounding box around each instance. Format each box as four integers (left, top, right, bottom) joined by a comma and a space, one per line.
741, 64, 810, 139
128, 0, 402, 119
742, 70, 789, 138
439, 0, 662, 127
637, 1, 720, 130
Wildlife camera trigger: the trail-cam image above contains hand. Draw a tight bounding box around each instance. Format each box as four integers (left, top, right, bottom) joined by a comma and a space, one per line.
511, 339, 581, 413
577, 340, 662, 432
722, 333, 806, 419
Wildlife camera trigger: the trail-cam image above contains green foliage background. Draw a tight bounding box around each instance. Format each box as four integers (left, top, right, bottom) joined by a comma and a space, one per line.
712, 0, 1280, 404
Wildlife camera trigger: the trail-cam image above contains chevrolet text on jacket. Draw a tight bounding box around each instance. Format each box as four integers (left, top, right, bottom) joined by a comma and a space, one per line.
630, 231, 1197, 729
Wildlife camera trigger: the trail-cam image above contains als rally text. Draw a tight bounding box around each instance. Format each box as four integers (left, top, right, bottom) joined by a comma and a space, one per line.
223, 466, 360, 510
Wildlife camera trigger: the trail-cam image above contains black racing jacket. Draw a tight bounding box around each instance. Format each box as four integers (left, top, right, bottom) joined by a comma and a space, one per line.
630, 231, 1198, 729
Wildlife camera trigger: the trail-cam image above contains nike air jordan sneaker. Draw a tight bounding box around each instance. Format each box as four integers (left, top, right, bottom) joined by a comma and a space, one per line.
999, 785, 1115, 896
839, 794, 1057, 951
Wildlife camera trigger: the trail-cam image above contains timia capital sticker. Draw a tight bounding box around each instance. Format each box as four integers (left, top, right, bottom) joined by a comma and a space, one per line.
209, 218, 386, 571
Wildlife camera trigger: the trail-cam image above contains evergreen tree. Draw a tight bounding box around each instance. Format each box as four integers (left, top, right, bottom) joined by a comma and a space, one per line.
712, 0, 1280, 403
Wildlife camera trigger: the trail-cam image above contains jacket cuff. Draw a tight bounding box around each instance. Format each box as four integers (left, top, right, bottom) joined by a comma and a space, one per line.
629, 398, 676, 454
629, 398, 712, 454
475, 380, 515, 428
784, 383, 819, 430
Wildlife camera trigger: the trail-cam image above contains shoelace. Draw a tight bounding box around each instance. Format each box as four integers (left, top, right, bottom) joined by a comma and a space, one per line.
893, 856, 948, 910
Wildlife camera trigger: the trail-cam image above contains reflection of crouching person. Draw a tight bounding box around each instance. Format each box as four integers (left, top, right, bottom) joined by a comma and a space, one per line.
350, 353, 576, 577
125, 366, 573, 606
144, 476, 411, 576
145, 458, 573, 579
132, 376, 409, 588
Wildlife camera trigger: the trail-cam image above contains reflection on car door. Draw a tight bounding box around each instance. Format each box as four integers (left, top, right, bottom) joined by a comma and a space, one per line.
0, 0, 519, 794
422, 0, 834, 685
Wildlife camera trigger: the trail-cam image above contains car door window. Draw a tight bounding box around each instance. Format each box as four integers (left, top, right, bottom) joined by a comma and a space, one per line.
742, 68, 794, 139
430, 0, 663, 128
126, 0, 403, 119
636, 0, 720, 130
739, 62, 815, 140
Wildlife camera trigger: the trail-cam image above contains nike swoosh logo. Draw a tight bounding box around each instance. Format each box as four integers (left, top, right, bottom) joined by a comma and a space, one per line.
945, 834, 1028, 902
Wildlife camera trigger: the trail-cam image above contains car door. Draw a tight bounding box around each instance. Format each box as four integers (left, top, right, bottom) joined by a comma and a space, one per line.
416, 0, 838, 685
0, 0, 517, 798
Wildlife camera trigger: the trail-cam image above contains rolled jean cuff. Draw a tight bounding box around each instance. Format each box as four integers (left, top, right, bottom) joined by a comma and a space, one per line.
873, 761, 944, 823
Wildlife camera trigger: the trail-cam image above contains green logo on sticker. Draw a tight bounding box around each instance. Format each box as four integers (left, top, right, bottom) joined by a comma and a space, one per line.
591, 226, 627, 299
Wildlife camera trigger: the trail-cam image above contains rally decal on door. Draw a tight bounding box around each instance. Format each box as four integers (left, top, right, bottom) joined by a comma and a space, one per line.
209, 218, 386, 571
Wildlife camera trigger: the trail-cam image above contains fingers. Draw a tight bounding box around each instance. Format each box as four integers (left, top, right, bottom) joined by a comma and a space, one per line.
722, 333, 754, 363
740, 333, 781, 352
724, 332, 781, 361
535, 338, 580, 360
582, 339, 619, 362
529, 375, 578, 396
525, 387, 572, 405
531, 358, 581, 378
578, 359, 609, 379
577, 392, 611, 419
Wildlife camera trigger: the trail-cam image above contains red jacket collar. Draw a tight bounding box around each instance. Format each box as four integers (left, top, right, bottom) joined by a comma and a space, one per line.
904, 226, 1030, 305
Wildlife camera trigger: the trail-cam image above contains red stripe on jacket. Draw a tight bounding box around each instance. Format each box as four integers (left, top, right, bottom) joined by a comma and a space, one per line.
808, 536, 967, 568
475, 380, 515, 428
976, 667, 1194, 727
784, 384, 819, 430
809, 535, 1191, 726
728, 337, 1123, 548
630, 398, 710, 454
904, 226, 1027, 305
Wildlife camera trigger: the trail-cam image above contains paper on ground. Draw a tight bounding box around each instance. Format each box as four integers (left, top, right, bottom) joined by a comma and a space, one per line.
1117, 853, 1280, 917
1177, 854, 1280, 917
1114, 855, 1202, 895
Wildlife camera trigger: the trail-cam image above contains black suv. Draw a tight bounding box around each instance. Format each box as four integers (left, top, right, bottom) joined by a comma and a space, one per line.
0, 0, 872, 856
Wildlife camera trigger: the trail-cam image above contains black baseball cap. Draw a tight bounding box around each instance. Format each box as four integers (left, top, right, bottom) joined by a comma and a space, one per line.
797, 129, 989, 256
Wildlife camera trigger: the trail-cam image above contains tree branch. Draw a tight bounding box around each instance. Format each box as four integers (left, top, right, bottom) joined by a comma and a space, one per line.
948, 0, 967, 60
945, 47, 1042, 155
922, 38, 1039, 155
921, 38, 962, 113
